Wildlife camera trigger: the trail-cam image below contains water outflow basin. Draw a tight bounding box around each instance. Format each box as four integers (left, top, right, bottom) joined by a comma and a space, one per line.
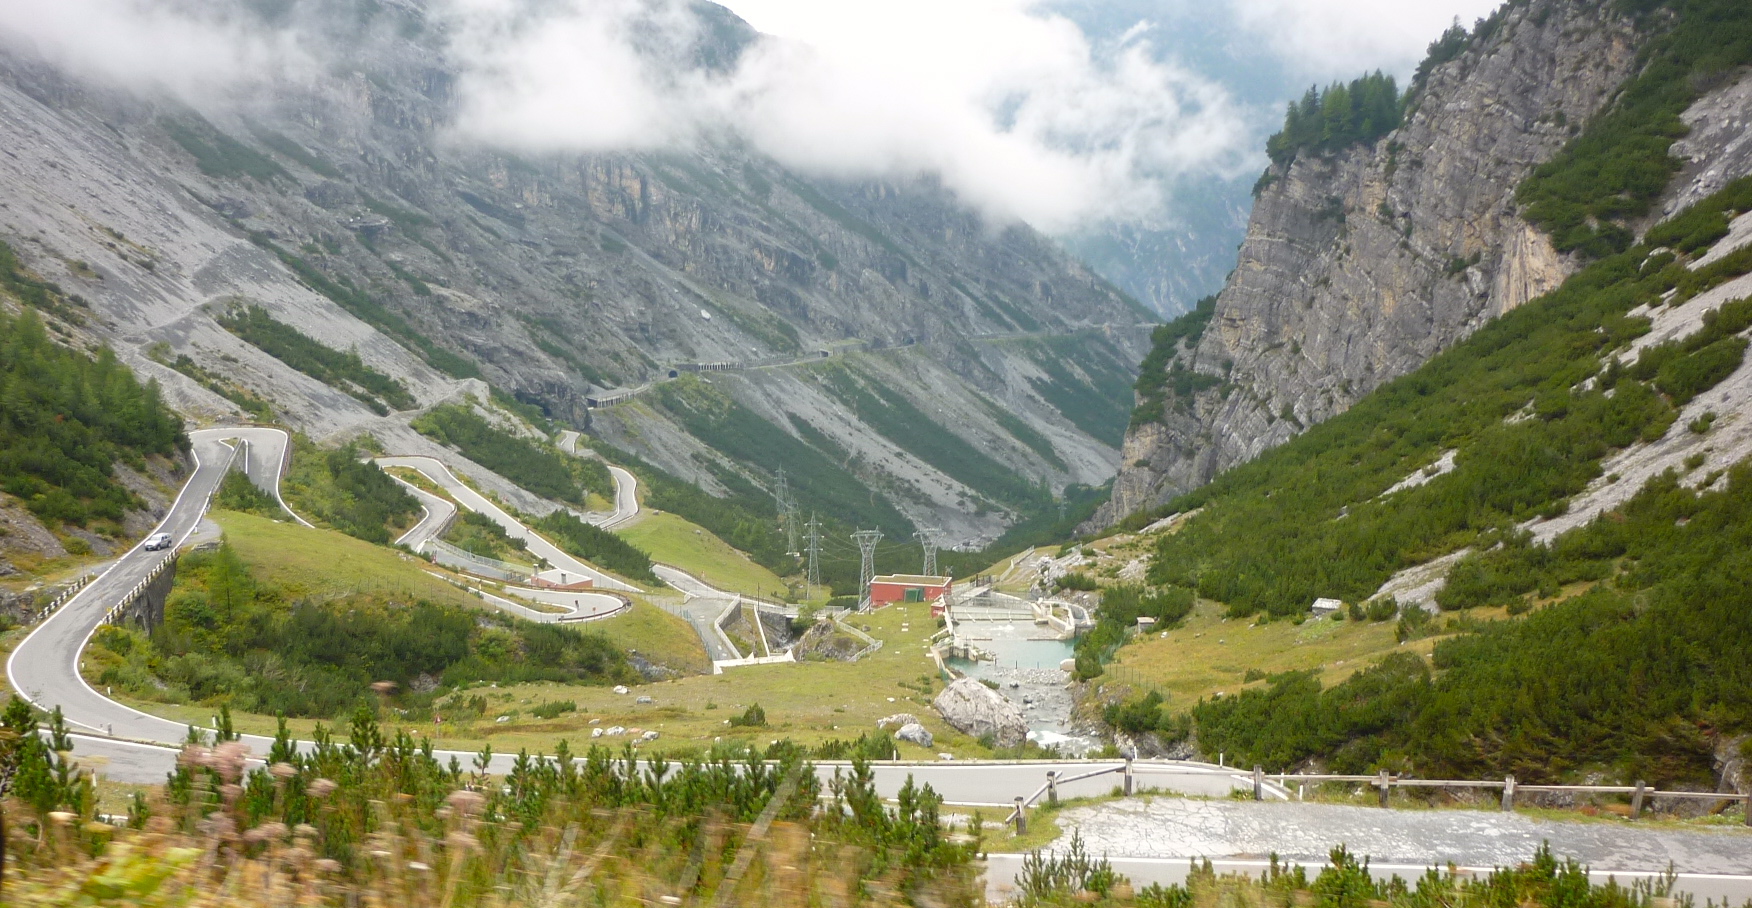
946, 620, 1096, 755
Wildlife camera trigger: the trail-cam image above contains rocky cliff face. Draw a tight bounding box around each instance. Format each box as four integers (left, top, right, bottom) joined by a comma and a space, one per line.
1096, 0, 1648, 525
0, 2, 1151, 543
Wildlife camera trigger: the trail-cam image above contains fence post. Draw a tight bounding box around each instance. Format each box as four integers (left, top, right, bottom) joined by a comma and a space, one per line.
1377, 771, 1391, 808
1744, 794, 1751, 827
1253, 766, 1264, 801
1501, 776, 1516, 812
1631, 781, 1645, 819
1046, 771, 1058, 807
1123, 758, 1133, 796
1014, 797, 1027, 836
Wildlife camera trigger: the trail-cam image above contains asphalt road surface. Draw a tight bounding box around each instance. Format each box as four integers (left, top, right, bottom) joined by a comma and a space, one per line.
375, 455, 639, 592
7, 428, 287, 743
557, 430, 639, 528
388, 473, 457, 549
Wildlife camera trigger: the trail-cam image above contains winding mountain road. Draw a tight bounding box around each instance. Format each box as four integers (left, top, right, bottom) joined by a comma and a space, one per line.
13, 431, 1752, 903
7, 427, 294, 743
375, 455, 640, 593
557, 430, 639, 528
389, 475, 456, 550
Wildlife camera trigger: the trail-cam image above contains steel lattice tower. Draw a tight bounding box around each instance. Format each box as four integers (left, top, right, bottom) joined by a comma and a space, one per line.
853, 529, 883, 610
805, 514, 822, 601
774, 469, 799, 556
916, 528, 940, 576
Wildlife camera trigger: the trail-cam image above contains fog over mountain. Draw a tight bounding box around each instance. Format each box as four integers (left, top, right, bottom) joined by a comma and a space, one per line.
0, 0, 1499, 318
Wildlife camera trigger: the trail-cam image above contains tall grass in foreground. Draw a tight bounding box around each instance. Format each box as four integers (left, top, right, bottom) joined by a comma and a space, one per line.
0, 705, 1710, 907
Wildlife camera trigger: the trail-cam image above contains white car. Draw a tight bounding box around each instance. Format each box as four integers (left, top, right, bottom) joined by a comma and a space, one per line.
142, 532, 174, 552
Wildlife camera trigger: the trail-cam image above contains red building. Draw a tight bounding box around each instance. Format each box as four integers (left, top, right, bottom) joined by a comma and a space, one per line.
868, 574, 952, 609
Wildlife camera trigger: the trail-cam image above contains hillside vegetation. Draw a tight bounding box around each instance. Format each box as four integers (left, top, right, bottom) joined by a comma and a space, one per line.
88, 539, 638, 720
1133, 177, 1752, 620
414, 404, 611, 506
284, 441, 420, 545
1101, 175, 1752, 785
0, 301, 185, 532
217, 303, 415, 414
1515, 0, 1752, 257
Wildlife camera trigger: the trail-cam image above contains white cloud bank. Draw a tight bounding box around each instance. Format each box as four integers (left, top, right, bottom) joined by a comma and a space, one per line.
0, 0, 312, 103
1228, 0, 1504, 80
0, 0, 1505, 232
444, 0, 1256, 232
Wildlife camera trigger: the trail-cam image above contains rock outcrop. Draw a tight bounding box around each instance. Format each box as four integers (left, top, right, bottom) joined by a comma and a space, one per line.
933, 678, 1027, 748
895, 723, 934, 748
876, 713, 922, 730
1096, 0, 1648, 525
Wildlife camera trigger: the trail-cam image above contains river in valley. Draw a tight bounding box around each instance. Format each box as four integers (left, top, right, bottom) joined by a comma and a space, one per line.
946, 619, 1098, 755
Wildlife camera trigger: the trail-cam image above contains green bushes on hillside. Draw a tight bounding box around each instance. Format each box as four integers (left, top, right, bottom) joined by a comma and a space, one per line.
212, 470, 280, 519
246, 233, 480, 379
1027, 334, 1138, 445
283, 442, 419, 545
413, 404, 608, 506
160, 117, 286, 182
1185, 458, 1752, 785
1141, 178, 1752, 619
655, 376, 912, 537
1131, 296, 1224, 427
1515, 0, 1752, 257
532, 510, 658, 584
818, 365, 1047, 511
445, 509, 529, 563
0, 306, 186, 529
218, 304, 415, 414
92, 542, 637, 719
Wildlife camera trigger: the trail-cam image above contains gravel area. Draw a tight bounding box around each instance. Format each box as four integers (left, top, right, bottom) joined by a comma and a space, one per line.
1055, 797, 1752, 874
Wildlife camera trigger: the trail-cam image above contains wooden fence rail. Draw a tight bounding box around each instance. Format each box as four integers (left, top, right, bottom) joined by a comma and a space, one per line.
1005, 765, 1752, 834
1273, 772, 1751, 823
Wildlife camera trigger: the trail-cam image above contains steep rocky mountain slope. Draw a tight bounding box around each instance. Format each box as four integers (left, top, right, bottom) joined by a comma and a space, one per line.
1095, 0, 1746, 526
0, 1, 1152, 550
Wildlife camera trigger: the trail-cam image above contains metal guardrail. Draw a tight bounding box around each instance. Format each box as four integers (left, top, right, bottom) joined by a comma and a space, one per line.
424, 539, 534, 582
36, 571, 96, 621
102, 554, 174, 627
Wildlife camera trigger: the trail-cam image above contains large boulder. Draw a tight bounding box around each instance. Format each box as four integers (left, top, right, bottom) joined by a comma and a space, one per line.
895, 723, 934, 748
932, 678, 1027, 748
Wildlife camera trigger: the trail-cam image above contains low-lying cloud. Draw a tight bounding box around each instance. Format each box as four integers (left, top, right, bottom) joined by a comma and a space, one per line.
0, 0, 1497, 234
1229, 0, 1503, 80
444, 0, 1257, 232
0, 0, 312, 104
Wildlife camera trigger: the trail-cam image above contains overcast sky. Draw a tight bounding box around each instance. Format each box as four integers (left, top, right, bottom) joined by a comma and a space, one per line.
723, 0, 1500, 85
0, 0, 1503, 232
